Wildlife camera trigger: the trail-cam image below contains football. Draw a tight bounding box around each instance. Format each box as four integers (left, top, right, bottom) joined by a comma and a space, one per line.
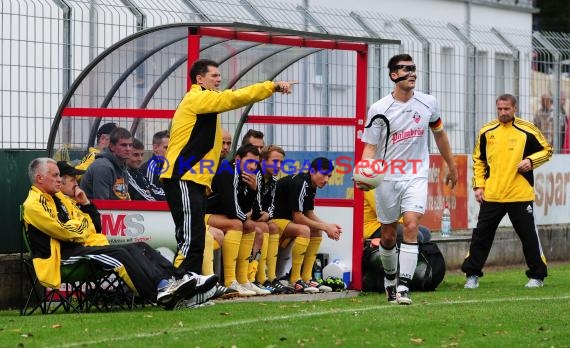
352, 159, 384, 190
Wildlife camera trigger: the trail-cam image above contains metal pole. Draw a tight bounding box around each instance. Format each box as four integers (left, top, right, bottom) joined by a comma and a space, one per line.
51, 0, 72, 144
448, 23, 477, 153
534, 32, 561, 152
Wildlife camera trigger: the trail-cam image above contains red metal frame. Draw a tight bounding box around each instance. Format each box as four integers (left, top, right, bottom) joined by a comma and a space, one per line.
93, 198, 352, 211
61, 24, 370, 290
62, 107, 174, 118
198, 27, 367, 52
351, 51, 368, 290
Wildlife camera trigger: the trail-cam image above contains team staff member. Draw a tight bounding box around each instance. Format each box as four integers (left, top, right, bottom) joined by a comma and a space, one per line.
24, 158, 197, 309
462, 94, 552, 289
160, 58, 297, 275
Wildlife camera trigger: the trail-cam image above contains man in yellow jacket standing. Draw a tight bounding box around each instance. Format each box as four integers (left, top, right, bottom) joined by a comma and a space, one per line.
462, 94, 552, 289
160, 59, 297, 274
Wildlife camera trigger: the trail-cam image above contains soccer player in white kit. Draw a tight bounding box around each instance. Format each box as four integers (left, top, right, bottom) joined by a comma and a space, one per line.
359, 54, 458, 305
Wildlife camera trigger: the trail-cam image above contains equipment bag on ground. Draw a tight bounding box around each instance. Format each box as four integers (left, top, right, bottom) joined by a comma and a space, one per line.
362, 239, 446, 292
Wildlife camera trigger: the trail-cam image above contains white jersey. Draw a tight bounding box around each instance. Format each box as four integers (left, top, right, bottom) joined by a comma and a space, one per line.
361, 91, 443, 180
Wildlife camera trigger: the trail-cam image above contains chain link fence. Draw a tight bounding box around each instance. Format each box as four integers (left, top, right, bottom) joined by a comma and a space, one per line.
1, 0, 568, 153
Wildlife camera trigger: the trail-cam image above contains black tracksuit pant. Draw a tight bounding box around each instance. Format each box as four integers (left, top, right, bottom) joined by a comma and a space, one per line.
162, 179, 206, 274
61, 243, 169, 300
461, 201, 547, 280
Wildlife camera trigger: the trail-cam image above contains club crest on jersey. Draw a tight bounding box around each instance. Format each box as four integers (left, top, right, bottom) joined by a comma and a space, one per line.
412, 111, 421, 123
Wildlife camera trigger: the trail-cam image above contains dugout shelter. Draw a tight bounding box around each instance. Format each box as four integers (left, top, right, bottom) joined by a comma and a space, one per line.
47, 22, 400, 290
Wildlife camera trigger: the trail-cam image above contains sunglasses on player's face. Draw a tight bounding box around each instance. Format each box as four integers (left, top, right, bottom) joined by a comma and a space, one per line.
394, 64, 416, 72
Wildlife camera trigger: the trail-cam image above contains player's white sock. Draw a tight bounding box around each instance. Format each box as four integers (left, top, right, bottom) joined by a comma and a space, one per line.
397, 242, 418, 292
379, 242, 398, 280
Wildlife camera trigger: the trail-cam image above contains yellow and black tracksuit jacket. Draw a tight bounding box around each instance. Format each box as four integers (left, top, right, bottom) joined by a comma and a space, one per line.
23, 186, 109, 288
160, 82, 275, 188
472, 117, 553, 202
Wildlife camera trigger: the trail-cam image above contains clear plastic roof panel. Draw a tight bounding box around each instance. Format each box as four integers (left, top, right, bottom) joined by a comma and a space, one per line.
51, 23, 397, 158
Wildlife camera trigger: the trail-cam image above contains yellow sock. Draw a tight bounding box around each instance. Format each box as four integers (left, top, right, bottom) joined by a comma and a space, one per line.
236, 232, 255, 284
254, 232, 269, 283
201, 231, 215, 275
302, 236, 322, 282
222, 230, 242, 286
266, 233, 279, 281
289, 237, 310, 284
173, 250, 185, 269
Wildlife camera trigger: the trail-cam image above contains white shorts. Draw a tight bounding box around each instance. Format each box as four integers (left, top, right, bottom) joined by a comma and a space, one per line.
374, 177, 427, 224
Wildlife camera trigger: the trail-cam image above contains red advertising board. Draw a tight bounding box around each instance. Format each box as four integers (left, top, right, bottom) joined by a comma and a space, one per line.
421, 154, 468, 231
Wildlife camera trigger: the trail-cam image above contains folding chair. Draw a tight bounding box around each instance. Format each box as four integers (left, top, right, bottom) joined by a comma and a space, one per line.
19, 205, 133, 315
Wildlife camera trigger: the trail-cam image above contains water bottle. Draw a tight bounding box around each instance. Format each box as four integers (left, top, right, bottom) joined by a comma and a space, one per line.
441, 203, 451, 237
313, 258, 323, 280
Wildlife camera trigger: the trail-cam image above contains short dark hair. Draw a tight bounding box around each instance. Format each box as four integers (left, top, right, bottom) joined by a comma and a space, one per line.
235, 143, 260, 159
496, 93, 517, 107
96, 122, 117, 141
387, 54, 414, 72
109, 127, 132, 145
152, 130, 169, 145
310, 157, 334, 175
189, 59, 219, 84
132, 138, 144, 150
241, 129, 264, 145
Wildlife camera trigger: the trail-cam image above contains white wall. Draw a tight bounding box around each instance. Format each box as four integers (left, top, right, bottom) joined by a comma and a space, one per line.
304, 0, 533, 30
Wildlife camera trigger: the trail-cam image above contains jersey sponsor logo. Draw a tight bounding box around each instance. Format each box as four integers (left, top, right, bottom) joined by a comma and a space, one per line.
392, 128, 425, 144
412, 111, 421, 123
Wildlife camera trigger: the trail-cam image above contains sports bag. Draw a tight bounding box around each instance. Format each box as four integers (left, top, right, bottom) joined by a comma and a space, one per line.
362, 240, 446, 292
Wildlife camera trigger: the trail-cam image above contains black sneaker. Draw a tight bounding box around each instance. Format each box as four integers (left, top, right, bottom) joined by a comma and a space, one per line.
220, 285, 240, 299
294, 279, 319, 293
268, 279, 295, 294
175, 286, 218, 309
396, 290, 412, 305
385, 285, 397, 303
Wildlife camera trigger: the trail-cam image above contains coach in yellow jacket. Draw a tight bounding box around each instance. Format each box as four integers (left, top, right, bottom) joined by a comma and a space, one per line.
160, 58, 297, 274
462, 94, 552, 289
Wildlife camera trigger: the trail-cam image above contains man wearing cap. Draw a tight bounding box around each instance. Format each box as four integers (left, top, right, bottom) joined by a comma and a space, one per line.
23, 158, 203, 309
76, 122, 118, 172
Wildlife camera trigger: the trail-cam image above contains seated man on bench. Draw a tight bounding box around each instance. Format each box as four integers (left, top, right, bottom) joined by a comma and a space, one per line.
23, 158, 215, 310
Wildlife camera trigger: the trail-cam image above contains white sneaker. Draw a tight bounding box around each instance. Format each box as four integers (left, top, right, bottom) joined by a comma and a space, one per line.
525, 278, 544, 288
156, 276, 197, 308
464, 275, 479, 289
187, 272, 219, 292
241, 281, 271, 295
228, 280, 256, 297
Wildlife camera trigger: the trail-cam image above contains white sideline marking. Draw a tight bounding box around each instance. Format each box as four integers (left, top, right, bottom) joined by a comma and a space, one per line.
54, 294, 570, 348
